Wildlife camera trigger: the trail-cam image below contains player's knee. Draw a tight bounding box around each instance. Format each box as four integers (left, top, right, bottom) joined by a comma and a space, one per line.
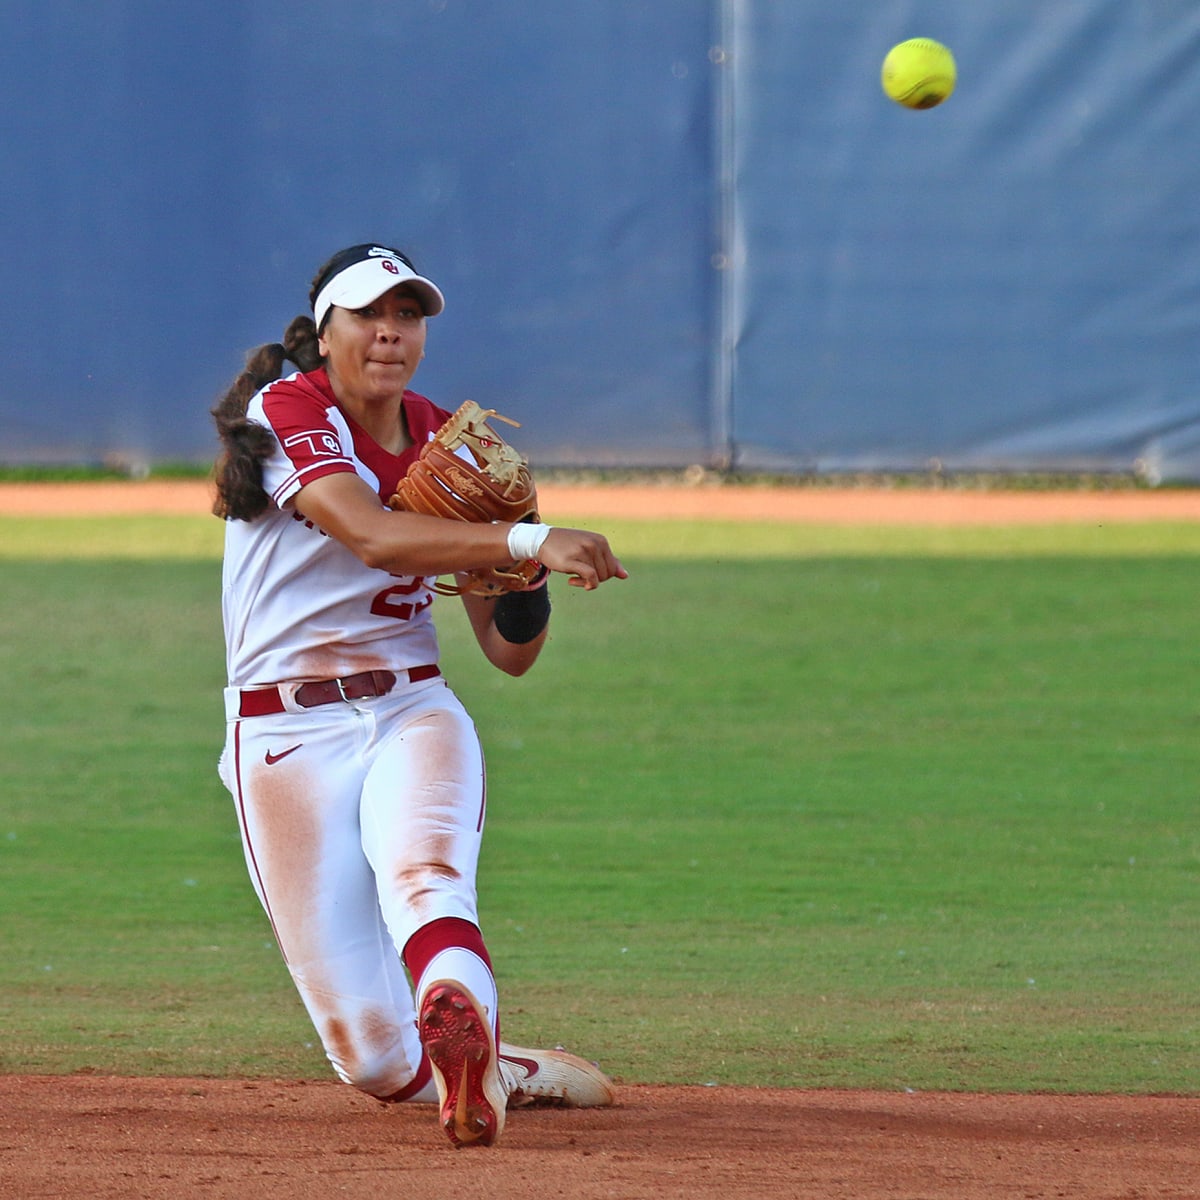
343, 1060, 410, 1099
321, 1016, 420, 1099
333, 1048, 421, 1100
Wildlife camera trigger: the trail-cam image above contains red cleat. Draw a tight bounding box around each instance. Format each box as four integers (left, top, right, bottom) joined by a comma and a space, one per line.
419, 981, 506, 1148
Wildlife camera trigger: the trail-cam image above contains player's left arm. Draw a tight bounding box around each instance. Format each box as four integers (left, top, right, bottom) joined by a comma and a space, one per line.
460, 580, 551, 676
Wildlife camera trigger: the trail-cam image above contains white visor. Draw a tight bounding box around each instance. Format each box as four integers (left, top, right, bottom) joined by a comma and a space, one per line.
313, 253, 445, 329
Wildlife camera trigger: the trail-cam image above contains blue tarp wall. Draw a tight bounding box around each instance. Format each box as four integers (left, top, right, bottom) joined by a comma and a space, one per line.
3, 1, 1199, 479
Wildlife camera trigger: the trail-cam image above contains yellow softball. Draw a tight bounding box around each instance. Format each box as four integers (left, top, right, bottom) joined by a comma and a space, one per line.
881, 38, 957, 110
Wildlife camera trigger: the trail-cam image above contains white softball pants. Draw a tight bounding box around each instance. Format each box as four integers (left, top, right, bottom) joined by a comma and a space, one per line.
218, 675, 488, 1099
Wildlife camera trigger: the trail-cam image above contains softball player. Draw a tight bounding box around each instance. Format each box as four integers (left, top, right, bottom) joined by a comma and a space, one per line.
212, 243, 625, 1148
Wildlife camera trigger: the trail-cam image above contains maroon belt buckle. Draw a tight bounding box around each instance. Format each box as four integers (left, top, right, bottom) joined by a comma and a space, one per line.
240, 667, 433, 718
327, 669, 395, 705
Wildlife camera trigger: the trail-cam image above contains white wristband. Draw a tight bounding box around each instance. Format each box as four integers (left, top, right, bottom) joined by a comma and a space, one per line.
507, 521, 552, 561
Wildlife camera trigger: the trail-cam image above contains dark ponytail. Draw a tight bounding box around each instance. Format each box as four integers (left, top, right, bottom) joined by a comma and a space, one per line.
211, 315, 323, 520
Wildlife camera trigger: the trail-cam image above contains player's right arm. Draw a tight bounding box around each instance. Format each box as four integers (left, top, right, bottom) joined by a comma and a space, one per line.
294, 472, 627, 589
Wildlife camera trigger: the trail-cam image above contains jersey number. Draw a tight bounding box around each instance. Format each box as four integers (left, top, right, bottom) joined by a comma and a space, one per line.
370, 579, 433, 622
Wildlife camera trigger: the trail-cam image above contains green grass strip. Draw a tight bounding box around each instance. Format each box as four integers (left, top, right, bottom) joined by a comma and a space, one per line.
5, 514, 1200, 560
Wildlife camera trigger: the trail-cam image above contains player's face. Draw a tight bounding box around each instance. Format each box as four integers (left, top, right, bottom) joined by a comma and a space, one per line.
320, 285, 428, 407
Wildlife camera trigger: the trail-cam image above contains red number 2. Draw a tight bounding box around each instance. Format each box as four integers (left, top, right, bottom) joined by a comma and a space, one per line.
370, 579, 433, 622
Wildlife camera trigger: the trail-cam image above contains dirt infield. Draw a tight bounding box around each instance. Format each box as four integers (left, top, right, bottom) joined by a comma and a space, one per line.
4, 480, 1199, 1198
4, 477, 1200, 523
3, 1076, 1196, 1200
7, 475, 1200, 523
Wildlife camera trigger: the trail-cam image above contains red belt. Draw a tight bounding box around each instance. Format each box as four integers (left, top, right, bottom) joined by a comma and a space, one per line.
238, 665, 440, 718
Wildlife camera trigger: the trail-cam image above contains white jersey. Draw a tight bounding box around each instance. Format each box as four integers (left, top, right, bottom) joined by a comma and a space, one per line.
221, 367, 454, 687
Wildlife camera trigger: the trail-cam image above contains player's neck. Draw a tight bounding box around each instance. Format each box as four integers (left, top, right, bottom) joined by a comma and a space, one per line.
340, 394, 414, 456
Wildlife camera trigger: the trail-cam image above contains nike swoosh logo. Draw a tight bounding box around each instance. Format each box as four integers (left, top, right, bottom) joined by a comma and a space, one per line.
500, 1054, 540, 1079
264, 745, 303, 765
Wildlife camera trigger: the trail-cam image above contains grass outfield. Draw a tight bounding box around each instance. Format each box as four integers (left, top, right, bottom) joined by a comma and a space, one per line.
0, 515, 1197, 1092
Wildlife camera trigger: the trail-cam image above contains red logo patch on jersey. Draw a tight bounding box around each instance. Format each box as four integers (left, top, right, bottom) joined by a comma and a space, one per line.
284, 430, 342, 458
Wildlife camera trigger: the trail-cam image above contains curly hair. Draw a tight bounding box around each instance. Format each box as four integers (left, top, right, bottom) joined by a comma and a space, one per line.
210, 314, 323, 520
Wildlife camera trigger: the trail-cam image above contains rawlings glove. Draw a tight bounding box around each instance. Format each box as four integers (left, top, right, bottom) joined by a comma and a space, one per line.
389, 400, 543, 597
